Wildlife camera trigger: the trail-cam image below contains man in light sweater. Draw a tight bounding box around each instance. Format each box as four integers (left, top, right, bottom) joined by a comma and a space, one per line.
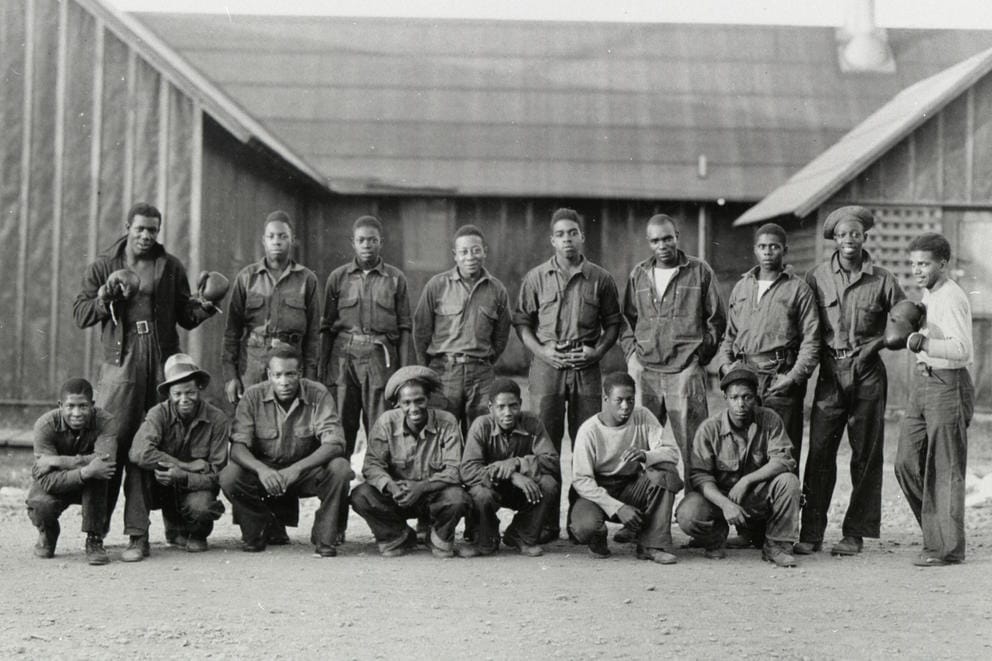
568, 372, 683, 564
895, 232, 975, 567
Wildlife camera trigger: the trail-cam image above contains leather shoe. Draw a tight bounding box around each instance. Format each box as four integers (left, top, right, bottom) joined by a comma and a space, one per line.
34, 530, 57, 559
726, 534, 757, 550
165, 530, 188, 548
185, 536, 209, 553
912, 554, 956, 567
85, 535, 109, 566
704, 545, 727, 560
265, 525, 290, 546
241, 540, 266, 553
830, 536, 863, 556
587, 534, 611, 559
502, 531, 543, 557
636, 545, 677, 565
613, 526, 637, 544
793, 541, 822, 555
762, 541, 798, 568
121, 535, 150, 562
314, 545, 337, 558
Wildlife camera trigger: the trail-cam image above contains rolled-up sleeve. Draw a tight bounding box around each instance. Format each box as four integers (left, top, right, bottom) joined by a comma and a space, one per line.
231, 393, 257, 448
362, 417, 395, 493
129, 408, 168, 469
459, 420, 489, 487
428, 424, 463, 486
312, 388, 346, 458
763, 412, 796, 474
596, 272, 623, 329
520, 422, 560, 481
512, 270, 540, 329
688, 422, 720, 490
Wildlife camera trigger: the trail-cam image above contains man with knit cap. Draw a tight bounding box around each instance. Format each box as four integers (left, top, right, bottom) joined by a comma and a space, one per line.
676, 364, 801, 567
718, 222, 820, 471
413, 224, 511, 435
569, 372, 683, 564
351, 366, 471, 558
895, 232, 974, 566
123, 354, 229, 560
223, 210, 321, 403
797, 205, 905, 557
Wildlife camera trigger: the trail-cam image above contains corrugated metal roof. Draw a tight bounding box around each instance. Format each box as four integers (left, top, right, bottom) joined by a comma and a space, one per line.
134, 14, 992, 200
736, 46, 992, 225
82, 0, 329, 189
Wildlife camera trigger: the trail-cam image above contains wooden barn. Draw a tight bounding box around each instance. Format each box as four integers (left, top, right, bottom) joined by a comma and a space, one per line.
0, 0, 336, 423
737, 47, 992, 410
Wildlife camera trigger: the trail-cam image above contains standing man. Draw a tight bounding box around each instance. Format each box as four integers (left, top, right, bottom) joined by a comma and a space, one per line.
223, 210, 321, 403
460, 378, 561, 558
351, 366, 471, 558
74, 202, 217, 533
895, 233, 974, 566
796, 206, 905, 557
622, 214, 726, 488
718, 222, 820, 469
124, 354, 229, 561
414, 224, 511, 435
569, 372, 683, 564
25, 378, 116, 565
676, 365, 801, 567
220, 346, 352, 557
320, 215, 412, 460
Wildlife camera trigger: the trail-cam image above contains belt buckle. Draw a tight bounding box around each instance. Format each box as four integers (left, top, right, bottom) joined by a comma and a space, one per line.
832, 347, 852, 359
135, 320, 150, 335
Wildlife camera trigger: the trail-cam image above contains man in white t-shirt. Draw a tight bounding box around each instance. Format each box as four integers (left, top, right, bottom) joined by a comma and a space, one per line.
895, 232, 975, 567
568, 372, 683, 563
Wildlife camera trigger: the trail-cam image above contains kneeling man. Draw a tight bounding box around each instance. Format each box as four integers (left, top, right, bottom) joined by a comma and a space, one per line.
676, 364, 800, 567
220, 346, 352, 556
124, 354, 229, 560
460, 378, 561, 557
26, 378, 116, 565
569, 372, 683, 564
351, 366, 470, 558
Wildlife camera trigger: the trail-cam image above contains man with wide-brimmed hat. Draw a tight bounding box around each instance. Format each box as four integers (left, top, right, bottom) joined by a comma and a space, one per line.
351, 366, 471, 558
220, 345, 351, 557
124, 354, 229, 561
676, 364, 801, 568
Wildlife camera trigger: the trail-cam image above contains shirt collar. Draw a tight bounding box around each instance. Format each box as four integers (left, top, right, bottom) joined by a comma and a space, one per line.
347, 257, 386, 275
830, 250, 874, 276
253, 258, 303, 275
741, 264, 795, 281
487, 414, 531, 439
399, 408, 441, 439
54, 410, 95, 433
642, 250, 688, 271
546, 255, 592, 279
446, 265, 492, 284
718, 409, 758, 443
260, 380, 312, 407
166, 400, 209, 427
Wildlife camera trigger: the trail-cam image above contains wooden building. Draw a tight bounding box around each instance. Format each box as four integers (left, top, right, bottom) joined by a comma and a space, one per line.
0, 0, 335, 423
737, 48, 992, 410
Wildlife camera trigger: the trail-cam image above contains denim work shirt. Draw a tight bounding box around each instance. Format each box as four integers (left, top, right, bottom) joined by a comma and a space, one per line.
620, 251, 727, 372
222, 259, 321, 380
362, 408, 463, 492
320, 258, 411, 344
231, 379, 345, 467
32, 408, 118, 494
718, 266, 821, 383
413, 267, 511, 362
689, 407, 795, 493
459, 411, 561, 488
129, 400, 230, 491
513, 256, 622, 345
805, 251, 905, 353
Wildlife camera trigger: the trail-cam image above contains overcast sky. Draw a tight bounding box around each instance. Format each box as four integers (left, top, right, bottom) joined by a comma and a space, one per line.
105, 0, 992, 28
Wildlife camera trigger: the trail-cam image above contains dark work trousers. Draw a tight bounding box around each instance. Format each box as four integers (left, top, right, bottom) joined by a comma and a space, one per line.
430, 358, 494, 437
529, 360, 601, 454
895, 365, 974, 563
801, 354, 887, 543
123, 468, 225, 539
330, 334, 395, 458
468, 475, 561, 552
676, 473, 801, 547
636, 361, 709, 490
350, 482, 471, 552
569, 466, 683, 550
220, 458, 354, 549
26, 480, 109, 537
95, 331, 164, 535
747, 361, 807, 475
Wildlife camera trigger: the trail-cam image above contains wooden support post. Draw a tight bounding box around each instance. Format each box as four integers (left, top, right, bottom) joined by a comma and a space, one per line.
49, 0, 69, 390
188, 101, 204, 363
84, 23, 105, 377
15, 0, 36, 395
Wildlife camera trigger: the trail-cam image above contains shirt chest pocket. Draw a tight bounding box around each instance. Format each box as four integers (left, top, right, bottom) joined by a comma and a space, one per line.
279, 294, 308, 331
855, 301, 884, 336
475, 304, 499, 341
245, 292, 266, 318
715, 447, 741, 473
253, 426, 280, 458
578, 290, 600, 328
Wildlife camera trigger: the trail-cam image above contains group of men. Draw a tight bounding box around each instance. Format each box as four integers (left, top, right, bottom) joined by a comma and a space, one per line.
26, 201, 974, 570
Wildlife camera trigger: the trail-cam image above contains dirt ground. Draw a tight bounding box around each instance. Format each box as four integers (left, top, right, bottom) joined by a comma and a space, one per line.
2, 409, 992, 660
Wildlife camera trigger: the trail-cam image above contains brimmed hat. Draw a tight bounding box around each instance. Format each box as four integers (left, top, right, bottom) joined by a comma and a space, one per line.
157, 353, 210, 396
720, 363, 759, 392
384, 366, 442, 403
823, 205, 875, 239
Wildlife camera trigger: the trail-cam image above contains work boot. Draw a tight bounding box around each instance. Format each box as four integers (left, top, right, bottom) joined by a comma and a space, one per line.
427, 529, 454, 559
726, 534, 757, 549
613, 526, 637, 544
830, 536, 863, 556
636, 545, 678, 565
34, 526, 58, 559
762, 541, 798, 568
165, 529, 188, 548
265, 524, 290, 546
793, 541, 822, 555
587, 533, 611, 559
415, 518, 430, 545
502, 531, 543, 557
85, 535, 110, 566
313, 545, 337, 558
185, 536, 209, 553
912, 553, 955, 567
704, 544, 727, 560
121, 535, 150, 563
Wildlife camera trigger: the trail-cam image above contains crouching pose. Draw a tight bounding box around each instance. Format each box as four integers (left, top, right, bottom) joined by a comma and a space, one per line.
460, 378, 561, 557
123, 354, 229, 560
676, 364, 801, 567
26, 378, 117, 565
568, 372, 683, 564
351, 366, 471, 558
220, 346, 352, 557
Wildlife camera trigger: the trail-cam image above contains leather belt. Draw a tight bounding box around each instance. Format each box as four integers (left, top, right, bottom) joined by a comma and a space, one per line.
827, 346, 858, 360
737, 348, 794, 366
440, 354, 489, 366
340, 331, 388, 344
